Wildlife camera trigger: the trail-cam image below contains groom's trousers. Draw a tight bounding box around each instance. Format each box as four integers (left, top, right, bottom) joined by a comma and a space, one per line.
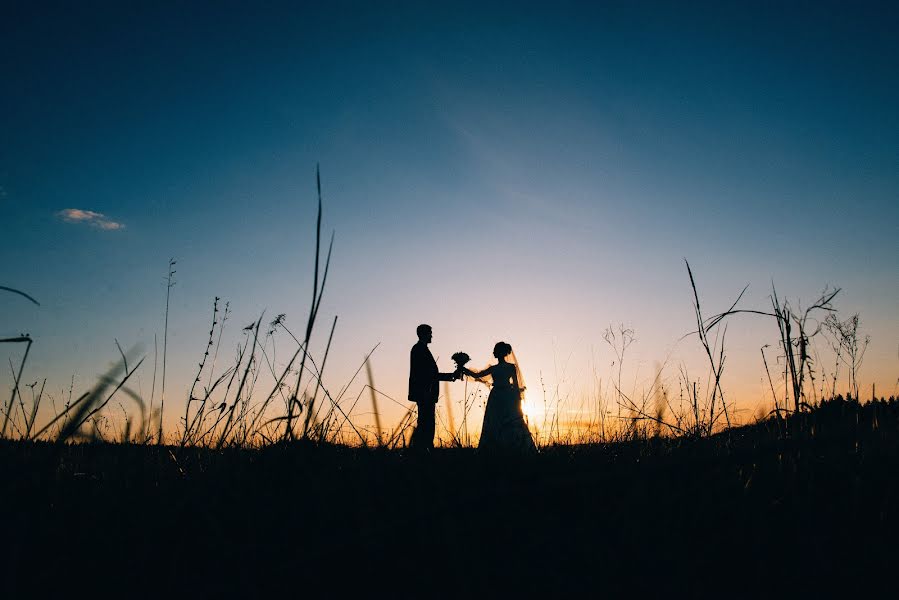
410, 401, 435, 450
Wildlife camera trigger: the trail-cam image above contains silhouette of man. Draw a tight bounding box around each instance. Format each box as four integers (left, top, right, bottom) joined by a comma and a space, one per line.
408, 324, 459, 450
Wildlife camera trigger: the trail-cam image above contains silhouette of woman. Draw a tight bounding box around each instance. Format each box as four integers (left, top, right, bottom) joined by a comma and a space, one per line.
462, 342, 536, 453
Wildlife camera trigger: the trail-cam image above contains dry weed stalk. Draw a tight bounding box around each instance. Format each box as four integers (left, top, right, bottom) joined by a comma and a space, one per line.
705, 280, 839, 414
1, 335, 32, 438
157, 257, 177, 444
825, 313, 869, 400
685, 260, 740, 433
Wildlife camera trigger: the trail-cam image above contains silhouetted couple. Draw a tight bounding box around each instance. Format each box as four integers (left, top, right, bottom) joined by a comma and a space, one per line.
408, 324, 536, 453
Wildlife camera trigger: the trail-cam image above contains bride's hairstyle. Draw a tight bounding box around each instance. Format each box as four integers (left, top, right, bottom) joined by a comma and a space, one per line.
493, 342, 513, 359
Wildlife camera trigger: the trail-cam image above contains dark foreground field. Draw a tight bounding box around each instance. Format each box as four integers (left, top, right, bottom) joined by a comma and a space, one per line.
3, 398, 898, 598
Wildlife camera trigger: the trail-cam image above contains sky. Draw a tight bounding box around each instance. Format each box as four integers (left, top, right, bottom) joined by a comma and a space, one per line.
1, 1, 897, 441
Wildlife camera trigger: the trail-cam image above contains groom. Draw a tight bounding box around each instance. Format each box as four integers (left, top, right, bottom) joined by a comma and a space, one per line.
408, 324, 459, 451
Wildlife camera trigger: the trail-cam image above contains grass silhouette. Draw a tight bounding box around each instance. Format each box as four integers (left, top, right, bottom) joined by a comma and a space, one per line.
1, 395, 897, 595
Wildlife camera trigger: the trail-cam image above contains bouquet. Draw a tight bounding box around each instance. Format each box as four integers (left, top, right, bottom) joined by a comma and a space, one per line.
451, 352, 470, 377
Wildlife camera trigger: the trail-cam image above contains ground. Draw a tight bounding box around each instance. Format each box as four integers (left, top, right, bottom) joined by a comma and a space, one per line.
2, 398, 897, 597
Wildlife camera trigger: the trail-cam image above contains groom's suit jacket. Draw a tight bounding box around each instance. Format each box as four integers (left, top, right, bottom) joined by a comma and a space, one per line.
409, 342, 454, 404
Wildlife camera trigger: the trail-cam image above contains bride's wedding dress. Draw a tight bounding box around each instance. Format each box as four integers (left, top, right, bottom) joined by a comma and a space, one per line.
478, 361, 536, 453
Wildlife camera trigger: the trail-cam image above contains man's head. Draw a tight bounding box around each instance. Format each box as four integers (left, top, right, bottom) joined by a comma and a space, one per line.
416, 324, 433, 344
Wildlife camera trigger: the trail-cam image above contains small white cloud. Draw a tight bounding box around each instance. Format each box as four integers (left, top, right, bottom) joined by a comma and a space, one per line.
56, 208, 125, 230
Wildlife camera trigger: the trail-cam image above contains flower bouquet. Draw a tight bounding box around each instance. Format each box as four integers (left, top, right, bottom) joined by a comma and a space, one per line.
451, 352, 470, 378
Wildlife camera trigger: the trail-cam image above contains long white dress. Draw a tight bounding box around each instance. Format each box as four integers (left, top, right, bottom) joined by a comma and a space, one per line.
477, 362, 536, 453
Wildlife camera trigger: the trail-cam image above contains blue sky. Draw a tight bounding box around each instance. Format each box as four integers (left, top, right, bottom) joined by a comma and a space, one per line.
2, 1, 897, 437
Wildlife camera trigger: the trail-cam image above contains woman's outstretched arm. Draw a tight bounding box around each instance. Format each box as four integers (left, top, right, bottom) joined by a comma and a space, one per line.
463, 365, 493, 379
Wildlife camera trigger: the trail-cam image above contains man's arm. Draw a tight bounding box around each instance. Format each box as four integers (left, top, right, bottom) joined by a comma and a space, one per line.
437, 370, 458, 382
409, 346, 425, 401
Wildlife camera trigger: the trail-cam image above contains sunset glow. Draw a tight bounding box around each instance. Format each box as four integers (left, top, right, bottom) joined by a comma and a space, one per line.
1, 2, 896, 446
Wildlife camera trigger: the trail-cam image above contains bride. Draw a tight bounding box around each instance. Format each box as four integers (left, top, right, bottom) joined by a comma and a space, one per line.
461, 342, 536, 453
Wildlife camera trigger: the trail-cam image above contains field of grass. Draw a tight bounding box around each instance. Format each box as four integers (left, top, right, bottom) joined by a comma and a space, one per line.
3, 396, 896, 596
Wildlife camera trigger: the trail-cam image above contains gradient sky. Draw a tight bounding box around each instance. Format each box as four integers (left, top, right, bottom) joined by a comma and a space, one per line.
2, 1, 897, 440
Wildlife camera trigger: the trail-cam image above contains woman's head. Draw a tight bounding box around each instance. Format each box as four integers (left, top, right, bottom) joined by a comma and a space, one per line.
493, 341, 512, 360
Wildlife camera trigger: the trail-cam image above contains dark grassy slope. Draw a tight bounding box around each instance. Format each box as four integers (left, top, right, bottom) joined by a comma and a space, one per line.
3, 398, 898, 597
